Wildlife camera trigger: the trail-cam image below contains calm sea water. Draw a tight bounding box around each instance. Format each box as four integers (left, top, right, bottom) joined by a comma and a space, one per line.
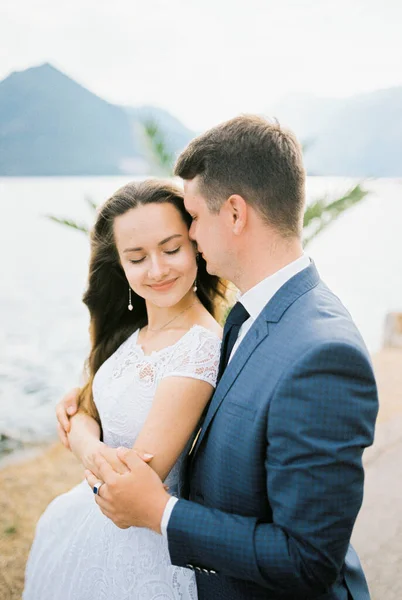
0, 176, 401, 448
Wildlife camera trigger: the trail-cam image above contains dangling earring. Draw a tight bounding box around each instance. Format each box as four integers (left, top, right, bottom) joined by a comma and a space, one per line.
128, 286, 133, 311
193, 253, 200, 292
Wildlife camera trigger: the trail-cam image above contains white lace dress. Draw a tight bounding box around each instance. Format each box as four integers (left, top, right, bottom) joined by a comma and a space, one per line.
24, 325, 221, 600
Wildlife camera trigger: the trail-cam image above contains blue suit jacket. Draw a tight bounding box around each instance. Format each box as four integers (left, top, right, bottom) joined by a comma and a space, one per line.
167, 262, 378, 599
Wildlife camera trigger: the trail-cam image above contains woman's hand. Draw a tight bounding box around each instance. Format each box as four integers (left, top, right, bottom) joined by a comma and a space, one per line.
83, 443, 130, 477
82, 442, 158, 482
56, 387, 80, 449
84, 444, 159, 485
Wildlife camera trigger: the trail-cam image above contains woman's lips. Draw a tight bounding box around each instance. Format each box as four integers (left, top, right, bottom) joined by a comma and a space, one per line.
149, 278, 178, 292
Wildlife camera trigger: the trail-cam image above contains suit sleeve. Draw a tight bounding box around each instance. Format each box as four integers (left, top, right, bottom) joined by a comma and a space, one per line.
167, 342, 378, 596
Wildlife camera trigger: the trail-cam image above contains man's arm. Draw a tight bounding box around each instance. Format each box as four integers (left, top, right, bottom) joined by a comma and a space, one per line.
167, 342, 378, 596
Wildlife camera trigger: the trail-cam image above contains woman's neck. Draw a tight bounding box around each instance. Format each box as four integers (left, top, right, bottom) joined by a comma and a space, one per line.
145, 290, 199, 332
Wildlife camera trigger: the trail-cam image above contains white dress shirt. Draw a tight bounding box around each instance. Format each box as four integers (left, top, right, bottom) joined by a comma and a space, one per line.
160, 254, 311, 537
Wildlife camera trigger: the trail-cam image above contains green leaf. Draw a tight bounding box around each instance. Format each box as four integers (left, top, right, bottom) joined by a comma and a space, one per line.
142, 118, 175, 176
84, 195, 98, 212
303, 183, 368, 247
45, 121, 369, 250
45, 215, 89, 234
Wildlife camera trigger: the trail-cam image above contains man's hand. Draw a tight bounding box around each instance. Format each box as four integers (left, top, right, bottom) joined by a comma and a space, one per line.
56, 387, 80, 449
85, 448, 170, 532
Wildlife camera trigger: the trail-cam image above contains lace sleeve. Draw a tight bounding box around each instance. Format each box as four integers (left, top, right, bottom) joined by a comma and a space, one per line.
161, 325, 221, 388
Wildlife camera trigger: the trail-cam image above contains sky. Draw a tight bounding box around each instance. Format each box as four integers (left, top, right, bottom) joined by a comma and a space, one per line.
0, 0, 401, 130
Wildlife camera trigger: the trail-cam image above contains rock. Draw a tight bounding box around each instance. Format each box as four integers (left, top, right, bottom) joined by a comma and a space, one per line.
0, 432, 23, 455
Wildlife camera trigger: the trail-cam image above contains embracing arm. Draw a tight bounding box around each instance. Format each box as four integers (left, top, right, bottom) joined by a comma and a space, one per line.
83, 331, 221, 529
56, 386, 131, 474
133, 375, 214, 481
67, 412, 102, 467
68, 409, 137, 475
131, 329, 221, 481
167, 342, 378, 596
56, 387, 81, 449
56, 367, 215, 480
56, 388, 102, 465
85, 374, 216, 530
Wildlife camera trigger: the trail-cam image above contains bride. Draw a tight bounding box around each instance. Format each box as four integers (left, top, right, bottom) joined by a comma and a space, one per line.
23, 179, 224, 600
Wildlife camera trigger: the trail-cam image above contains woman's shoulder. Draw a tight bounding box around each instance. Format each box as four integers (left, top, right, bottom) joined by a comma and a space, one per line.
162, 323, 221, 384
181, 319, 222, 352
186, 323, 222, 345
168, 320, 222, 360
190, 311, 223, 341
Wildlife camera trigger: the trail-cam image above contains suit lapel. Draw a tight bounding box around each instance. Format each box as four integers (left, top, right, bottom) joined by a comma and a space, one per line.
190, 261, 321, 461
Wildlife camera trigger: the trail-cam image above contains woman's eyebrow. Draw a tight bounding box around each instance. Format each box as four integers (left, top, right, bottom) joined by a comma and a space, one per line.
123, 234, 183, 253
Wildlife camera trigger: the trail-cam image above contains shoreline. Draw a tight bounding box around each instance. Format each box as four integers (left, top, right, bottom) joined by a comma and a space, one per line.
0, 348, 401, 599
0, 441, 57, 471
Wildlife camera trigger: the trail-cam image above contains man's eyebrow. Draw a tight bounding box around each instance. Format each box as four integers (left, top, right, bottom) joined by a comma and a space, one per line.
123, 234, 183, 253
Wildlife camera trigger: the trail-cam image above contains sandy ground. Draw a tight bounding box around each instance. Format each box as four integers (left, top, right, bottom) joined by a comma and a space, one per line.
0, 348, 401, 599
352, 348, 402, 600
0, 445, 83, 599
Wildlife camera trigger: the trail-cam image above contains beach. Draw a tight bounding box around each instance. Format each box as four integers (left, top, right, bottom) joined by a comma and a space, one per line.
0, 348, 401, 599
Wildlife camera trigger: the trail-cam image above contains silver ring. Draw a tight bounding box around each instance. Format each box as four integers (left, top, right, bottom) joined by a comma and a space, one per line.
93, 480, 104, 495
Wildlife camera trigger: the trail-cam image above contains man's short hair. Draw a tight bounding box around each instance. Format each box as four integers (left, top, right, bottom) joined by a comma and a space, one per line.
174, 114, 306, 237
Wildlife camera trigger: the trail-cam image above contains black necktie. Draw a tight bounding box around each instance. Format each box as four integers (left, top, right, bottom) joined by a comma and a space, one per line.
217, 301, 250, 382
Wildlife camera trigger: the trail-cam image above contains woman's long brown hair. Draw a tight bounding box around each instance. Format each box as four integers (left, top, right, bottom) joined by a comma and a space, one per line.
78, 179, 226, 427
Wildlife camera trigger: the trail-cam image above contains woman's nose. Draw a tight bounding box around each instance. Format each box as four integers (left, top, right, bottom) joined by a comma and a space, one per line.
148, 256, 169, 280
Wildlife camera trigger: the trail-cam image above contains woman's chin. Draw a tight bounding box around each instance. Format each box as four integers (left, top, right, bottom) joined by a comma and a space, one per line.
147, 288, 193, 309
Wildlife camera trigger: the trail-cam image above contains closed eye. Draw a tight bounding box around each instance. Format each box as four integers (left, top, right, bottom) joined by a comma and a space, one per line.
129, 247, 180, 263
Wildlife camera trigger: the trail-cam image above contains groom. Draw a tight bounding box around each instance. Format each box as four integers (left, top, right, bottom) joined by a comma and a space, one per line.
62, 116, 378, 599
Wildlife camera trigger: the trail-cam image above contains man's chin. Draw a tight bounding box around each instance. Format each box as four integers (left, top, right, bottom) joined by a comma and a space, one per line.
205, 261, 216, 276
204, 256, 224, 278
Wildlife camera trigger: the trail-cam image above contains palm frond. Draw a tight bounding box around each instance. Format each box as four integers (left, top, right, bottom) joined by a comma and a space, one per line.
303, 183, 368, 247
142, 119, 175, 175
84, 195, 98, 212
46, 215, 89, 235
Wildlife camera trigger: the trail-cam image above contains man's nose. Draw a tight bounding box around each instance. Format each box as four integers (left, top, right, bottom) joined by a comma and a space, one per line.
189, 221, 197, 241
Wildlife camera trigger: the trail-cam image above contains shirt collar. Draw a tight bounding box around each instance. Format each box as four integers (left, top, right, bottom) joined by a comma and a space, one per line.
239, 254, 311, 322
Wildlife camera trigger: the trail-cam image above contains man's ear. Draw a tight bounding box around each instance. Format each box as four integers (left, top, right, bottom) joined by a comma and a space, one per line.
228, 194, 248, 235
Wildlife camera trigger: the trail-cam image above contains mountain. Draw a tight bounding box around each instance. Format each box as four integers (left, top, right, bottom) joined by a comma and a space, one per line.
271, 88, 402, 177
0, 63, 194, 176
2, 63, 402, 177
